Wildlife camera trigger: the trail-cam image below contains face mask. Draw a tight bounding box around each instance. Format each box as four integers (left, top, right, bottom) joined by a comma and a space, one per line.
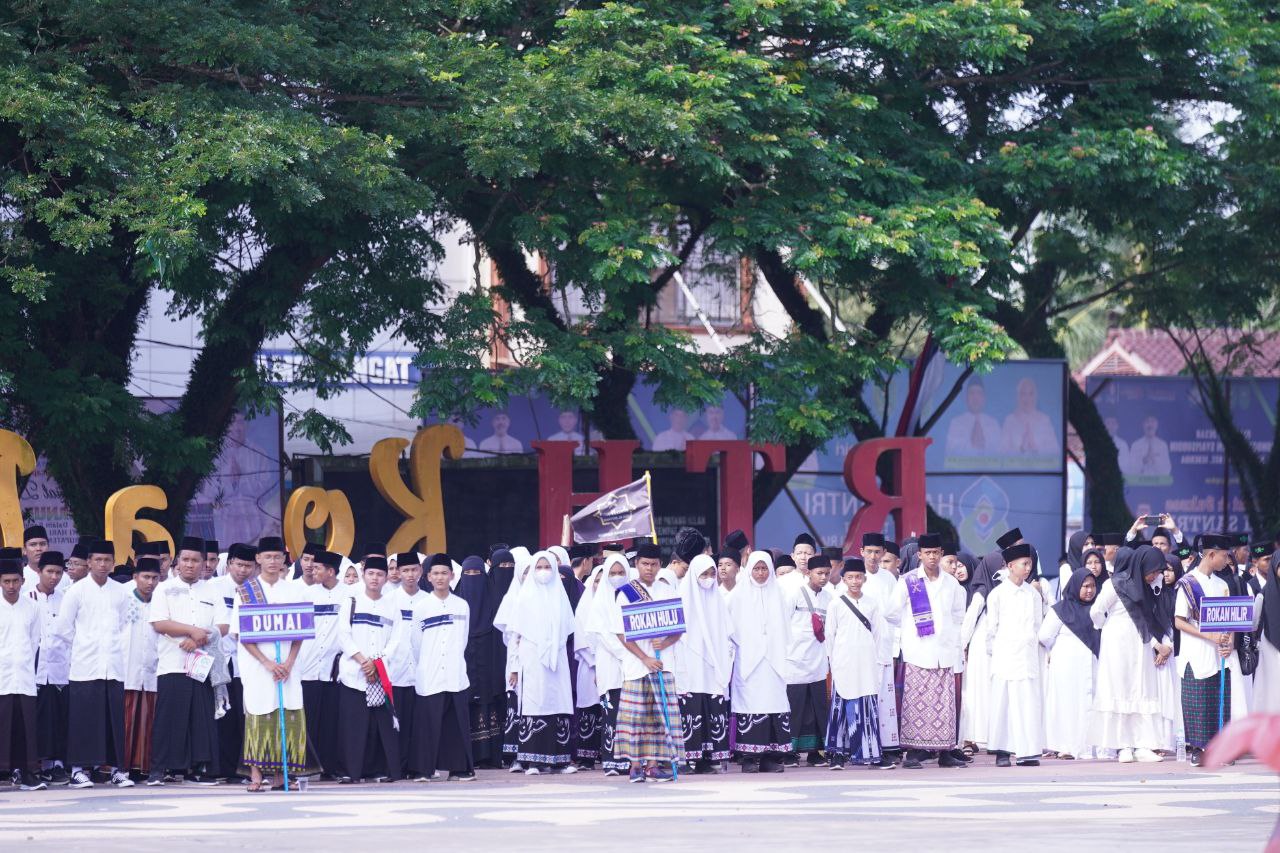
698, 576, 715, 590
534, 567, 554, 585
609, 573, 628, 589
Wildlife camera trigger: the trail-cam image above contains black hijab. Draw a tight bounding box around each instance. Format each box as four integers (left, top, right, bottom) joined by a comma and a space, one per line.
489, 549, 515, 600
1080, 547, 1110, 585
455, 554, 506, 698
1154, 552, 1184, 642
1067, 531, 1092, 571
1262, 550, 1280, 652
956, 551, 978, 593
1053, 567, 1101, 656
968, 551, 1004, 604
1110, 545, 1168, 643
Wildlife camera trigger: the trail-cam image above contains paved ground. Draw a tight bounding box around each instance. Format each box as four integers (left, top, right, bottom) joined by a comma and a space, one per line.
4, 756, 1276, 851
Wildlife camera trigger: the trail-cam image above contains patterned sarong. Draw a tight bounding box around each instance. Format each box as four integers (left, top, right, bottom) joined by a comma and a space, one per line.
613, 672, 680, 764
1182, 664, 1231, 748
825, 693, 882, 765
899, 662, 956, 750
241, 709, 318, 775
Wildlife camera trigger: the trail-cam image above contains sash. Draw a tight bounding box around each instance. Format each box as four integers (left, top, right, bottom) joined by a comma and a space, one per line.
905, 572, 935, 637
237, 578, 266, 605
619, 580, 652, 604
1178, 574, 1205, 622
840, 595, 871, 632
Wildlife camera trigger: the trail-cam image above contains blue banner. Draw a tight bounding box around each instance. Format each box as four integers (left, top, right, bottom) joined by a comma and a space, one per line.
1200, 596, 1257, 632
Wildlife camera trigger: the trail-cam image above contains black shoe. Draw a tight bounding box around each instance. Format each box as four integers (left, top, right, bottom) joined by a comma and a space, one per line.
876, 755, 897, 769
902, 750, 924, 769
145, 771, 165, 787
948, 749, 973, 763
186, 774, 220, 786
1015, 758, 1040, 767
337, 776, 357, 784
805, 751, 827, 767
939, 752, 968, 768
1189, 748, 1202, 768
995, 752, 1011, 768
47, 766, 69, 786
693, 759, 715, 775
741, 759, 760, 773
781, 752, 800, 768
760, 759, 784, 773
448, 771, 476, 782
18, 771, 47, 791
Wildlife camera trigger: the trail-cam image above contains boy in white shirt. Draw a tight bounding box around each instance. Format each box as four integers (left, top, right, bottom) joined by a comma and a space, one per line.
122, 558, 162, 781
299, 549, 348, 779
410, 556, 474, 781
0, 555, 44, 790
336, 555, 402, 783
388, 552, 429, 778
985, 544, 1045, 767
29, 552, 69, 785
824, 558, 887, 769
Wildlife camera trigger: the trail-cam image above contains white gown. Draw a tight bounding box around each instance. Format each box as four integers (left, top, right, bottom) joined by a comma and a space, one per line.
1038, 611, 1098, 758
959, 594, 991, 747
1088, 580, 1172, 751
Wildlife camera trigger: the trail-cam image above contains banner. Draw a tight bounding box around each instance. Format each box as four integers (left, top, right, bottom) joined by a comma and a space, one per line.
570, 476, 654, 543
238, 602, 316, 643
1199, 596, 1257, 632
622, 599, 687, 642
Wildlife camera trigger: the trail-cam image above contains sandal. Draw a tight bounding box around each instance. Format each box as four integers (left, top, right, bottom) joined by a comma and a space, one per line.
246, 780, 268, 792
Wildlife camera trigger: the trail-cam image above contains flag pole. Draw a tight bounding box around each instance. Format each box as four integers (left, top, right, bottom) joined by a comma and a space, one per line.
644, 470, 658, 545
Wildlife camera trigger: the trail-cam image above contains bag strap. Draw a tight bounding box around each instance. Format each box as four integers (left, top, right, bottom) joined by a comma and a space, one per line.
840, 595, 872, 632
799, 586, 816, 614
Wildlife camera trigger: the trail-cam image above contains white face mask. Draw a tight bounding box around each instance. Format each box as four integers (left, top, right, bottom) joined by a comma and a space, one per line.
698, 576, 716, 590
609, 573, 628, 589
534, 567, 555, 585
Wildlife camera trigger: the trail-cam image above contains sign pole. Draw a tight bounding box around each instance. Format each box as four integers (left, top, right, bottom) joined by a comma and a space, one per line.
276, 640, 290, 792
644, 470, 658, 545
1218, 654, 1225, 733
652, 648, 679, 782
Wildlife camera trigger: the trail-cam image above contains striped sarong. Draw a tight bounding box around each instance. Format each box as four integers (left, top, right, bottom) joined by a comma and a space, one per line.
1182, 664, 1230, 748
899, 663, 956, 750
241, 709, 318, 776
613, 673, 680, 764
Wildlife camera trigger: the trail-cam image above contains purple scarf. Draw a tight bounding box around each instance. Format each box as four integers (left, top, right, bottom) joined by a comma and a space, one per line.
906, 571, 935, 637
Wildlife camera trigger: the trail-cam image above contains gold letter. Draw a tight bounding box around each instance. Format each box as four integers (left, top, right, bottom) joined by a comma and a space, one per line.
0, 430, 36, 548
283, 486, 355, 558
104, 486, 174, 565
370, 424, 463, 554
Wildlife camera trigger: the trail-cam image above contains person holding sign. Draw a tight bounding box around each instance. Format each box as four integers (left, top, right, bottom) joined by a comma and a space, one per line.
147, 536, 228, 786
336, 555, 403, 783
824, 558, 885, 769
727, 551, 794, 773
1175, 533, 1241, 766
586, 554, 635, 776
231, 538, 314, 792
609, 542, 682, 783
670, 554, 733, 774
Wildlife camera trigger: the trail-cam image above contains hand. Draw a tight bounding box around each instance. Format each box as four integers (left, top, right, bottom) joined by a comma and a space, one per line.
652, 636, 676, 652
271, 662, 289, 681
508, 672, 518, 689
1129, 516, 1146, 533
359, 659, 377, 679
178, 638, 198, 653
1154, 644, 1173, 666
188, 627, 211, 646
1161, 513, 1180, 533
643, 655, 663, 674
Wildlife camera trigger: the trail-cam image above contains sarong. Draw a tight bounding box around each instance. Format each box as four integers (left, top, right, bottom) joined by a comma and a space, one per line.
899, 662, 957, 751
470, 694, 506, 767
599, 688, 630, 773
733, 712, 792, 754
679, 692, 730, 761
0, 694, 38, 772
877, 663, 900, 748
825, 693, 882, 765
123, 689, 157, 774
613, 673, 680, 764
1182, 664, 1231, 748
150, 673, 218, 773
241, 709, 318, 776
787, 680, 829, 752
512, 713, 573, 767
573, 703, 603, 761
35, 683, 69, 762
67, 679, 125, 768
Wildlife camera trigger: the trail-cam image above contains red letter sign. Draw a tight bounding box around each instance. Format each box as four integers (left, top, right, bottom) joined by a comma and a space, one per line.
842, 437, 931, 554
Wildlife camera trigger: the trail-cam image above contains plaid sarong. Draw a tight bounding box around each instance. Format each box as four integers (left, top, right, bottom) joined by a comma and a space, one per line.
899, 662, 957, 750
1182, 664, 1231, 748
612, 672, 680, 764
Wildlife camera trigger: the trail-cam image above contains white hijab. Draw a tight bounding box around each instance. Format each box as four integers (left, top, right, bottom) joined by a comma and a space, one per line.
679, 554, 735, 690
727, 550, 789, 679
492, 547, 534, 639
586, 554, 636, 643
548, 545, 570, 568
573, 564, 607, 663
508, 551, 574, 671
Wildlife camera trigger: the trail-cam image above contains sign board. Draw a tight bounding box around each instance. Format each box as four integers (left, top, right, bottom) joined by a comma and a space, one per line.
622, 598, 686, 642
238, 602, 316, 643
1200, 596, 1256, 632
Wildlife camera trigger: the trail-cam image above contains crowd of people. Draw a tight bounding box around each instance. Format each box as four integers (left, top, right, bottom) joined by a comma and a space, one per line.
1, 514, 1277, 790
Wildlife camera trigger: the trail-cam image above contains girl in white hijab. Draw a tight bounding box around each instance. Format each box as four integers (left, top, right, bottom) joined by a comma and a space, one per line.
506, 551, 576, 775
571, 564, 607, 769
727, 550, 793, 772
586, 554, 637, 776
669, 554, 735, 773
494, 547, 533, 769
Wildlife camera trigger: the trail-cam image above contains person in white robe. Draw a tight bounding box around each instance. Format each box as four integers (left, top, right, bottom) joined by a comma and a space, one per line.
782, 556, 832, 766
669, 554, 734, 773
0, 556, 44, 790
1254, 548, 1280, 714
587, 554, 636, 776
824, 558, 886, 768
985, 544, 1045, 766
29, 552, 69, 785
1039, 568, 1101, 760
727, 551, 793, 773
571, 564, 607, 768
858, 533, 899, 761
959, 556, 1001, 753
1088, 545, 1175, 763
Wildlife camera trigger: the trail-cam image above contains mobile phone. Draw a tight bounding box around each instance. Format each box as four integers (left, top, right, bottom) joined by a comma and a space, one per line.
1141, 515, 1161, 525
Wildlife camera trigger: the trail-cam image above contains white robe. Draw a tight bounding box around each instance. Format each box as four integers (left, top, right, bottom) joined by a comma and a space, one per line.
1038, 610, 1098, 758
959, 594, 991, 746
232, 576, 306, 716
985, 581, 1044, 758
1087, 579, 1171, 751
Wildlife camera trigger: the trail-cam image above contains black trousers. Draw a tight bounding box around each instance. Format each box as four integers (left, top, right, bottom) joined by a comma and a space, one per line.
36, 683, 69, 763
412, 691, 473, 777
393, 686, 417, 777
302, 680, 342, 776
0, 694, 38, 772
338, 685, 400, 781
215, 677, 245, 778
150, 674, 219, 773
67, 679, 125, 768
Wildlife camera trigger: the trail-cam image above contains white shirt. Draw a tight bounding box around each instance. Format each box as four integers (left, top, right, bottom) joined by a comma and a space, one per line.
336, 591, 402, 692
207, 574, 245, 679
783, 582, 831, 684
826, 591, 884, 699
55, 576, 130, 682
885, 568, 966, 670
985, 580, 1044, 681
410, 592, 470, 696
611, 580, 679, 683
231, 575, 307, 715
122, 592, 158, 691
29, 585, 69, 685
386, 587, 427, 687
0, 594, 41, 696
1176, 571, 1239, 679
148, 576, 227, 677
298, 582, 347, 682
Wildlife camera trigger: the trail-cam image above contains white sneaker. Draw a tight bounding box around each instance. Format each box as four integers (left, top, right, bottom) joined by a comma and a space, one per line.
110, 770, 135, 787
1134, 748, 1163, 763
603, 768, 620, 777
507, 761, 523, 773
524, 767, 541, 776
69, 770, 94, 789
1117, 748, 1135, 764
557, 764, 578, 775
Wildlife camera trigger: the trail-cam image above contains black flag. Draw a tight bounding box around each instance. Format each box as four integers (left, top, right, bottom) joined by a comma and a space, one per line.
570, 475, 654, 544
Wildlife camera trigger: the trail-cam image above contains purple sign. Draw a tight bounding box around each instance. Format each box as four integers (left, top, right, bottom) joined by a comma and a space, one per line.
622, 599, 687, 642
238, 602, 316, 643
